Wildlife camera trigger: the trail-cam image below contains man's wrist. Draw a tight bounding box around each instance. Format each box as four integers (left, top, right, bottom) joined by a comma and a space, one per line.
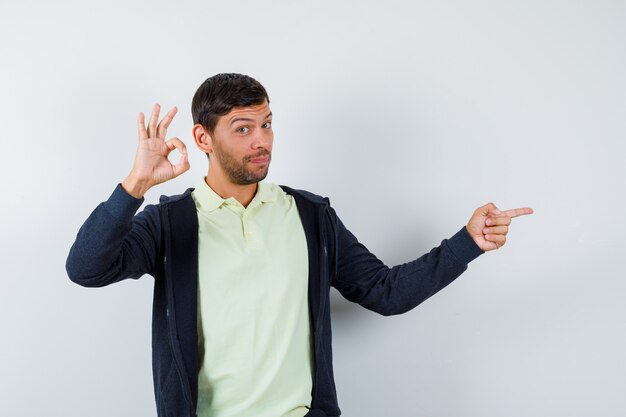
121, 175, 152, 199
447, 226, 485, 264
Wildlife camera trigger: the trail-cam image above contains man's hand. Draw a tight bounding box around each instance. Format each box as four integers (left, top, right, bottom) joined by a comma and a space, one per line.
466, 203, 534, 251
122, 104, 191, 198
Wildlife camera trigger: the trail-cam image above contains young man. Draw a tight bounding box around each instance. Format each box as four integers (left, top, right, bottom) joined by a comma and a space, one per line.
66, 73, 533, 417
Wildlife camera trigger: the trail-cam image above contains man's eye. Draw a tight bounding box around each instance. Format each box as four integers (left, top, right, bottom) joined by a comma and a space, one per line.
263, 121, 272, 129
237, 127, 249, 134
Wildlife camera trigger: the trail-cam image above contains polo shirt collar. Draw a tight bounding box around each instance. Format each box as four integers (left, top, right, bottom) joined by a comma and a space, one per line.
251, 181, 276, 204
194, 178, 275, 213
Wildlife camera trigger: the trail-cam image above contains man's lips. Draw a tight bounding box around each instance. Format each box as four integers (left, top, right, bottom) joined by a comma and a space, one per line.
248, 155, 270, 164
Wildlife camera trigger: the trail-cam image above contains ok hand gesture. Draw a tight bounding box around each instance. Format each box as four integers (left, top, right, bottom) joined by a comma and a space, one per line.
466, 203, 534, 251
122, 104, 191, 198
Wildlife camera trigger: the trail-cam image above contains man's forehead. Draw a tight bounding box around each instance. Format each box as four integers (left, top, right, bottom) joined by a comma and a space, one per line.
225, 101, 272, 122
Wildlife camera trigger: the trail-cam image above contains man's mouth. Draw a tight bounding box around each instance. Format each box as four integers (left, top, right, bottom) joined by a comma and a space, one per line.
247, 153, 270, 164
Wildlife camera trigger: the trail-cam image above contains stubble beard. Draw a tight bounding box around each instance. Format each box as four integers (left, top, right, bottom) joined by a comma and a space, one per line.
211, 141, 271, 185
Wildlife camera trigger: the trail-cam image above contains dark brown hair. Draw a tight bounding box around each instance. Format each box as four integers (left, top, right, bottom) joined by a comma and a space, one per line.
191, 73, 269, 134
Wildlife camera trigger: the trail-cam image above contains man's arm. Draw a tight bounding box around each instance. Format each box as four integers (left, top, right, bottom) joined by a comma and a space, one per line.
66, 104, 190, 287
65, 186, 161, 287
330, 203, 533, 316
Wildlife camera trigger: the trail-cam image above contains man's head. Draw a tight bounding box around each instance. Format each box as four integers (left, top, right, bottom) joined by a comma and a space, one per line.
192, 73, 270, 135
192, 73, 273, 186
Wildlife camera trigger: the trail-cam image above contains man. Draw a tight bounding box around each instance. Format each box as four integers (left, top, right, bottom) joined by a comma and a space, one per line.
66, 73, 533, 417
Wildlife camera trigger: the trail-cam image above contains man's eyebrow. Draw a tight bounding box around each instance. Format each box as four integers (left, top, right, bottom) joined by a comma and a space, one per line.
229, 112, 273, 125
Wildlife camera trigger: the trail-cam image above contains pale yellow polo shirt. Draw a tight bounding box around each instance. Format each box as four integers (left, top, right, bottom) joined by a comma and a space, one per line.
192, 178, 312, 417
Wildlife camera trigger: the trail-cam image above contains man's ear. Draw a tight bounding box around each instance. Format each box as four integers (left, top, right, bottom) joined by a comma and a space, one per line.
193, 124, 213, 155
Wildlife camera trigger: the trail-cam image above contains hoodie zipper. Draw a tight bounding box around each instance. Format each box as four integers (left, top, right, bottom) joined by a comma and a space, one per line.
161, 205, 195, 415
312, 199, 332, 405
315, 201, 330, 346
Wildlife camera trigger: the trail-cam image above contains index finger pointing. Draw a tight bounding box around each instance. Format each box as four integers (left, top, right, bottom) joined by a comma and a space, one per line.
502, 207, 534, 218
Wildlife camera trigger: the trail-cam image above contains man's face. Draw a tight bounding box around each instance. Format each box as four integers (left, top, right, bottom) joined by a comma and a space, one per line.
209, 100, 273, 185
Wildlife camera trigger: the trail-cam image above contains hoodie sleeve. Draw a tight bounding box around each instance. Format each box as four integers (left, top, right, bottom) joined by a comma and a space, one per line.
66, 184, 161, 287
330, 208, 484, 316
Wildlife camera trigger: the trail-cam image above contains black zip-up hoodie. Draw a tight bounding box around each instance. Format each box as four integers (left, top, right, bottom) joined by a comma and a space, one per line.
66, 184, 483, 417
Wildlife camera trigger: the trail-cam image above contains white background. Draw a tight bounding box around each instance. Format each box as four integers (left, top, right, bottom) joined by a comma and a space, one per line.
1, 0, 625, 416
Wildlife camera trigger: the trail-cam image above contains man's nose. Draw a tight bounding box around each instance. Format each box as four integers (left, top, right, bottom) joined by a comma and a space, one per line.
251, 127, 272, 149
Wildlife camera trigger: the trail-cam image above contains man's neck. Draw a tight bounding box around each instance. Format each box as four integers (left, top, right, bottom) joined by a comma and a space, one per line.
205, 172, 258, 208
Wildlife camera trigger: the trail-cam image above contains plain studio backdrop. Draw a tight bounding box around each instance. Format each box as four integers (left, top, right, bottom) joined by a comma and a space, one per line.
1, 0, 624, 416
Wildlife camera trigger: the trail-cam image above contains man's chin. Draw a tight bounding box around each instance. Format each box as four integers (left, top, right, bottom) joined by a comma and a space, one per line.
235, 167, 270, 185
253, 168, 270, 183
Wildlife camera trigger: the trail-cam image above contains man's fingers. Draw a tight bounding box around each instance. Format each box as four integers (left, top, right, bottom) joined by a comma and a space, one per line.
485, 207, 534, 226
485, 216, 512, 226
502, 207, 534, 218
485, 234, 506, 246
163, 137, 188, 156
140, 103, 177, 139
483, 225, 508, 235
166, 137, 190, 178
137, 112, 148, 140
161, 137, 190, 178
172, 153, 191, 178
157, 106, 178, 139
147, 103, 161, 138
470, 203, 532, 251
